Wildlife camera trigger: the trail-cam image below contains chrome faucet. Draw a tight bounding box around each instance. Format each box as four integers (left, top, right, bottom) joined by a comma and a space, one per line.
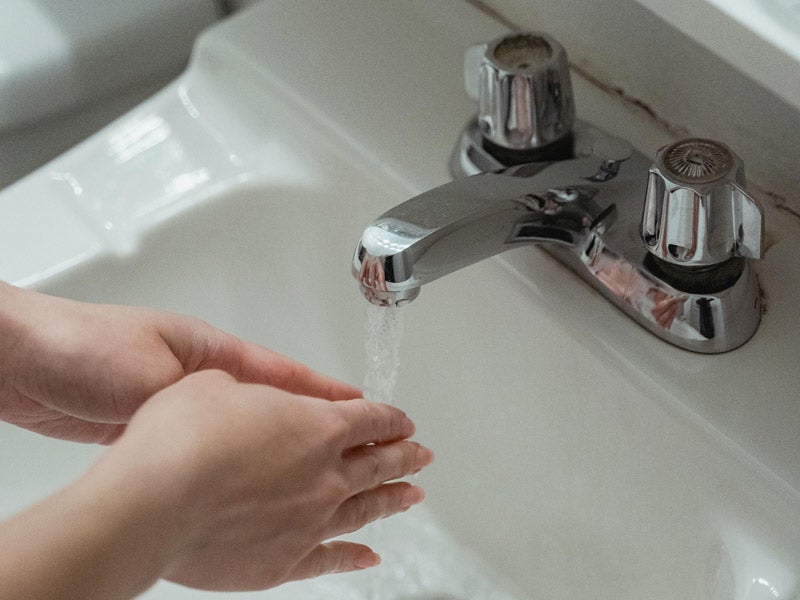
353, 32, 764, 353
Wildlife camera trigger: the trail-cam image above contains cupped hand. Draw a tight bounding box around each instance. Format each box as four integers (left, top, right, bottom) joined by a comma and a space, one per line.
0, 283, 360, 442
102, 370, 433, 591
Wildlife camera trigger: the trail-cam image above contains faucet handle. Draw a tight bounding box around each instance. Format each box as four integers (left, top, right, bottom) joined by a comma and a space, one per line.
641, 138, 764, 267
463, 32, 575, 152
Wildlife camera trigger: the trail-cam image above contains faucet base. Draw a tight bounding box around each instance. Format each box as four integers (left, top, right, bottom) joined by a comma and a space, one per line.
449, 119, 633, 178
546, 242, 762, 355
355, 119, 762, 353
450, 121, 762, 353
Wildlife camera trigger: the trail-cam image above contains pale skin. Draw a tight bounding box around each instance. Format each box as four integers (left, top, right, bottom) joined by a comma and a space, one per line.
0, 281, 433, 599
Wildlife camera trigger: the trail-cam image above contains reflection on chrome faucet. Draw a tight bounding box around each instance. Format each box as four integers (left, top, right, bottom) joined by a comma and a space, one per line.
353, 30, 764, 353
357, 255, 388, 302
585, 241, 688, 332
353, 145, 763, 353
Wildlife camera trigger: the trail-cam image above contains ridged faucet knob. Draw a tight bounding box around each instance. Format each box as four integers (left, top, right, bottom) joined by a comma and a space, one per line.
641, 138, 763, 267
464, 32, 575, 152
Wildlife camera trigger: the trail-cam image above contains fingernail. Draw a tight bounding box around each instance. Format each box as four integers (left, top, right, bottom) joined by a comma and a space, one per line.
415, 444, 434, 469
354, 551, 382, 569
401, 485, 425, 509
400, 415, 416, 437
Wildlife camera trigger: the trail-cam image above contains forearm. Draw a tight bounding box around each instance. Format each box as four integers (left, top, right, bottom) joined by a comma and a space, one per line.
0, 451, 185, 600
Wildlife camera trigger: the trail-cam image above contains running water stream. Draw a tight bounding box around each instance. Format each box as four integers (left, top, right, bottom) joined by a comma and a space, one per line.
362, 303, 405, 599
363, 304, 405, 405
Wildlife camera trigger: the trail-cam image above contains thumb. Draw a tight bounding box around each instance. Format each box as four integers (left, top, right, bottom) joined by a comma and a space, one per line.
288, 542, 381, 582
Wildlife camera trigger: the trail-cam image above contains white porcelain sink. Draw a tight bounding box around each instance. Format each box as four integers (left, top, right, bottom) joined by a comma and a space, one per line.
1, 1, 798, 599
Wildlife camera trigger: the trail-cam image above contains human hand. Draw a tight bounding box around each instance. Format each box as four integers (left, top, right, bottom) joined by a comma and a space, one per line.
0, 370, 433, 598
0, 282, 360, 443
101, 370, 433, 591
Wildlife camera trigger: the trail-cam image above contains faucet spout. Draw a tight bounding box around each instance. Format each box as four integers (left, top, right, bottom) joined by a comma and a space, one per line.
353, 143, 763, 353
353, 159, 611, 306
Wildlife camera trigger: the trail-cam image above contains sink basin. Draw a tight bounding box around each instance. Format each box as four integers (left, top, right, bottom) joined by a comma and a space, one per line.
0, 1, 798, 598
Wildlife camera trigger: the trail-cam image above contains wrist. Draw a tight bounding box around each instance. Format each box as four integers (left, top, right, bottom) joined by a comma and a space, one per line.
70, 446, 193, 597
93, 440, 192, 557
0, 444, 189, 600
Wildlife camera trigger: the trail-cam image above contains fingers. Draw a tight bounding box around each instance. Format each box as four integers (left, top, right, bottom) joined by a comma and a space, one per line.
330, 481, 425, 538
288, 541, 381, 582
344, 440, 433, 492
167, 317, 362, 401
335, 399, 416, 447
235, 342, 362, 400
287, 483, 425, 582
